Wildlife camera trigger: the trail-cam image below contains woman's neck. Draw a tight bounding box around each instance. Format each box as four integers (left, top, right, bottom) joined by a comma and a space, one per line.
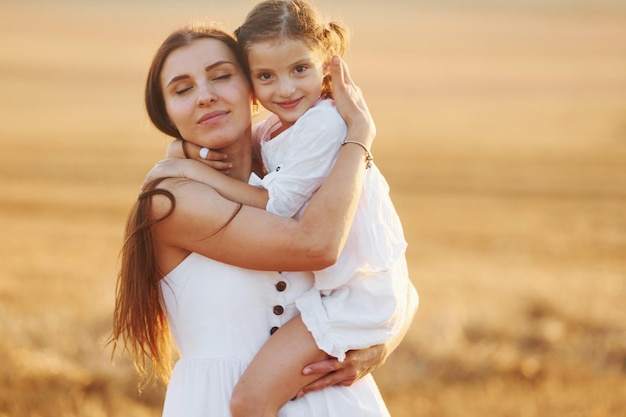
220, 131, 253, 183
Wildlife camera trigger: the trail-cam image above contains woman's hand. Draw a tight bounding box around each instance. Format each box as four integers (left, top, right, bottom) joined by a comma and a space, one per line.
296, 344, 387, 397
329, 56, 376, 149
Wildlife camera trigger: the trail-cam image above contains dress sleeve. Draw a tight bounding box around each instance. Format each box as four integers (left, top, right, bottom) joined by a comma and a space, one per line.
262, 103, 347, 218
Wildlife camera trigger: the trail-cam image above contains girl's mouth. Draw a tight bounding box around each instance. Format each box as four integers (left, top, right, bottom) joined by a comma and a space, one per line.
276, 98, 302, 110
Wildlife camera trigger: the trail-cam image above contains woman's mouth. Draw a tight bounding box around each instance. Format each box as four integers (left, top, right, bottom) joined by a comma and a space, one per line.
197, 110, 228, 124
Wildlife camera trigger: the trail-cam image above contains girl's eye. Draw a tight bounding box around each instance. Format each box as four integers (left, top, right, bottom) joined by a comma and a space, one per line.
257, 73, 272, 81
294, 65, 307, 74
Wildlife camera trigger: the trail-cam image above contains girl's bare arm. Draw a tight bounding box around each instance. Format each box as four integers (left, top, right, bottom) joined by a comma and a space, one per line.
144, 158, 269, 209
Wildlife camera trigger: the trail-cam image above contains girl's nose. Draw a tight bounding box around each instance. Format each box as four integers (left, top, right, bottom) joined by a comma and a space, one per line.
277, 78, 296, 97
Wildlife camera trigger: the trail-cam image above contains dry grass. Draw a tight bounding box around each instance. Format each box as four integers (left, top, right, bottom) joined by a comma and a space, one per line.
1, 1, 625, 416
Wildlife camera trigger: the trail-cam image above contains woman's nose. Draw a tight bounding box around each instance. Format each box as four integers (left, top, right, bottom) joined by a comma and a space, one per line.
197, 84, 217, 106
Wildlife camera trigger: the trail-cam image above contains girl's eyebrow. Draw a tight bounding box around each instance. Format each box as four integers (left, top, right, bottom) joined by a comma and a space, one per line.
166, 60, 235, 87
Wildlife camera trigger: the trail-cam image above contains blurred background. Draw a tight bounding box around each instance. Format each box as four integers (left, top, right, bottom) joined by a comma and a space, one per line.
1, 0, 625, 416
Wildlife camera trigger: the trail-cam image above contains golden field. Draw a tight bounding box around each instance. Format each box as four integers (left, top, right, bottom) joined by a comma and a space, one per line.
1, 1, 625, 416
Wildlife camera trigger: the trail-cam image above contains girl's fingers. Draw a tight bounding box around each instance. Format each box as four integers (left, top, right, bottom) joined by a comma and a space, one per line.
183, 141, 228, 162
199, 159, 233, 172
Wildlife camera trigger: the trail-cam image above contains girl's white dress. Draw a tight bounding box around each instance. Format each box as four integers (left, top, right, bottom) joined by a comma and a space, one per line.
250, 99, 418, 360
160, 253, 394, 417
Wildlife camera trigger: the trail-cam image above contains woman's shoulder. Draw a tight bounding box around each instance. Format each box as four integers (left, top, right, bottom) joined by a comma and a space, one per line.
149, 178, 226, 223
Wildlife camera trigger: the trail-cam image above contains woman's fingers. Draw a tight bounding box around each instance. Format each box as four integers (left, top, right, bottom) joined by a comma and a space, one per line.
302, 358, 340, 376
297, 355, 362, 397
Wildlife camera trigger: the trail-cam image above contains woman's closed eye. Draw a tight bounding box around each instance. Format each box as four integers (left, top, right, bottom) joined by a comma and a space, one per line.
175, 85, 193, 95
212, 73, 233, 82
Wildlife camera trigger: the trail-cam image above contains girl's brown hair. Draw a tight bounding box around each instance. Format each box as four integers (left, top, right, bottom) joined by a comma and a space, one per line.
234, 0, 349, 97
110, 25, 243, 386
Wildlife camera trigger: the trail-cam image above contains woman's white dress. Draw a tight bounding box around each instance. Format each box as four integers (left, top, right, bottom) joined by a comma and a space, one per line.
160, 253, 392, 417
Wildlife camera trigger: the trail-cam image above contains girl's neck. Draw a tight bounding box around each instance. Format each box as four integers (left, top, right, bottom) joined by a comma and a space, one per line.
269, 120, 293, 139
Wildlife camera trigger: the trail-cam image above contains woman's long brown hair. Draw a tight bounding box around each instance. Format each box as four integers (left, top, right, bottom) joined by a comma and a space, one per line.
109, 25, 245, 386
111, 181, 174, 385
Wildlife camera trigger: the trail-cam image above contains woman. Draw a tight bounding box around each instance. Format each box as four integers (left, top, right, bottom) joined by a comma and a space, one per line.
111, 25, 415, 416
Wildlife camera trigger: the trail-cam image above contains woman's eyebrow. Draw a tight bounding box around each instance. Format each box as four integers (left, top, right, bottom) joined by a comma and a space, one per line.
205, 60, 235, 72
167, 74, 190, 87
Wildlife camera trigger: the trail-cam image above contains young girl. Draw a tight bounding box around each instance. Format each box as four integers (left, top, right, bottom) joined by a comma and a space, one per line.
144, 1, 417, 416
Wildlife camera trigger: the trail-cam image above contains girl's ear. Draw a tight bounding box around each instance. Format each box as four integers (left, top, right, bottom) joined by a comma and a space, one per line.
323, 49, 335, 72
320, 51, 334, 98
323, 60, 331, 74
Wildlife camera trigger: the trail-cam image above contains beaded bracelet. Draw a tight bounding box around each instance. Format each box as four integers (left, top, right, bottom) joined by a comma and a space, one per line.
340, 140, 373, 169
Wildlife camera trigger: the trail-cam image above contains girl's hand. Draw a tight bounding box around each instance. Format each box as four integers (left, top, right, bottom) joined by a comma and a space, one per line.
168, 140, 233, 173
140, 158, 198, 190
296, 344, 386, 397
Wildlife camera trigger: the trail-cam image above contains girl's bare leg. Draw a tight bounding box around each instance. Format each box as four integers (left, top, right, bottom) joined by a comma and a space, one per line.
230, 315, 329, 417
